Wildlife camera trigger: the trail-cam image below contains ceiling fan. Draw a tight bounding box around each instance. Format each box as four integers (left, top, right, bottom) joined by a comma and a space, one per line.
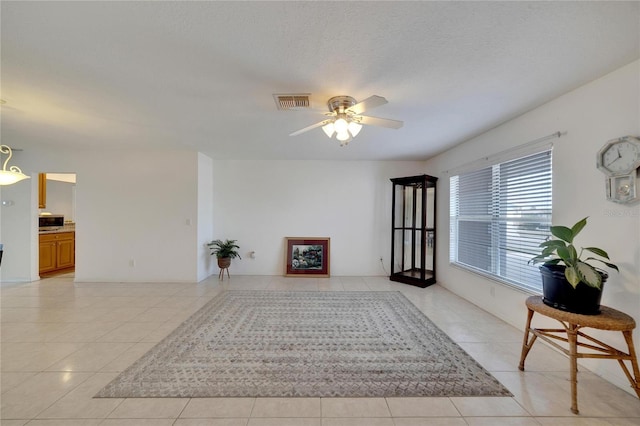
289, 95, 403, 146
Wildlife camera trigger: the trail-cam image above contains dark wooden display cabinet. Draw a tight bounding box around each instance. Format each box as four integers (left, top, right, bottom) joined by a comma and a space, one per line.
390, 174, 437, 287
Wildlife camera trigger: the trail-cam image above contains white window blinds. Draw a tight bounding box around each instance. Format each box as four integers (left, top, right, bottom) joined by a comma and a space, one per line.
449, 149, 552, 292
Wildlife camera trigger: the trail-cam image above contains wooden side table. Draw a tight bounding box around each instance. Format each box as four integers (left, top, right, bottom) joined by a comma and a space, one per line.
519, 295, 640, 414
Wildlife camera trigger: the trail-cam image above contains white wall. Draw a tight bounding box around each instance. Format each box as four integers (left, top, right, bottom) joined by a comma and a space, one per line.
425, 60, 640, 394
75, 150, 200, 282
0, 176, 37, 282
0, 149, 205, 283
197, 152, 215, 281
2, 149, 425, 282
43, 178, 74, 220
212, 160, 427, 276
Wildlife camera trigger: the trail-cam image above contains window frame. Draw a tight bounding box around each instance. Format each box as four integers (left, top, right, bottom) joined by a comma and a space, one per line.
449, 148, 552, 293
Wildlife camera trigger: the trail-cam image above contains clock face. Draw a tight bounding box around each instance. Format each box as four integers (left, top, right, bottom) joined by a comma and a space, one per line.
598, 138, 640, 175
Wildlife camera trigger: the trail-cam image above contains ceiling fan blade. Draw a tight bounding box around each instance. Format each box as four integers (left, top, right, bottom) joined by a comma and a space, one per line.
347, 95, 388, 115
357, 115, 404, 129
289, 119, 332, 136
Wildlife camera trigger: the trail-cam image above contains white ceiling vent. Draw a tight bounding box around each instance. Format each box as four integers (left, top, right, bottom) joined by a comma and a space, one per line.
273, 93, 311, 110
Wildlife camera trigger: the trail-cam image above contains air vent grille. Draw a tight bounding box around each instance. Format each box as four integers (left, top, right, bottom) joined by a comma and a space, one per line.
273, 93, 311, 110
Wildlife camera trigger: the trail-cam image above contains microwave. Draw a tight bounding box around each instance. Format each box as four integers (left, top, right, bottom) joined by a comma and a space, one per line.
39, 215, 64, 228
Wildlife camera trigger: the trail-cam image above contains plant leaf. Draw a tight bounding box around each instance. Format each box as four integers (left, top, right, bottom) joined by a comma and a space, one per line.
556, 246, 572, 264
550, 225, 574, 243
539, 240, 566, 249
571, 217, 588, 239
529, 255, 547, 264
576, 262, 602, 289
583, 257, 619, 272
584, 247, 609, 259
541, 246, 557, 256
564, 267, 580, 288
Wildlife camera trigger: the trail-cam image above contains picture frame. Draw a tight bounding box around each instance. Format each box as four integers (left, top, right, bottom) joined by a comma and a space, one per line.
285, 237, 330, 277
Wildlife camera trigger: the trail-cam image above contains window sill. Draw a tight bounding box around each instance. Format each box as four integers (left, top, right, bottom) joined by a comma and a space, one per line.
449, 262, 541, 296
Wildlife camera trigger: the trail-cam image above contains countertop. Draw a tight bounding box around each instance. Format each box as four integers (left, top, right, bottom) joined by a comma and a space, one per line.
39, 224, 76, 235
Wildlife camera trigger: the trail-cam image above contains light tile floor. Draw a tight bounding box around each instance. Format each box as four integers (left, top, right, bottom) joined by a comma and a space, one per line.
1, 275, 639, 425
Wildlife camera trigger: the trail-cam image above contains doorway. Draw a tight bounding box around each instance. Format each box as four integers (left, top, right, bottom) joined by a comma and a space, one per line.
38, 173, 76, 278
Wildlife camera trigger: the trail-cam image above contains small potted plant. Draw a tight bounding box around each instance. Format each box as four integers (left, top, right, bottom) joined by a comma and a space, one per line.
529, 217, 618, 315
207, 239, 241, 276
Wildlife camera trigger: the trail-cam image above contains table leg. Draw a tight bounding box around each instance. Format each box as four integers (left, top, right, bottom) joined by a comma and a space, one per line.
519, 308, 535, 371
568, 323, 579, 414
622, 330, 640, 398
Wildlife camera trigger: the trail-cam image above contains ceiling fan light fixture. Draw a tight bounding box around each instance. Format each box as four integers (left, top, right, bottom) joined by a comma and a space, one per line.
336, 130, 350, 142
348, 121, 362, 137
289, 95, 402, 146
333, 117, 348, 134
339, 137, 352, 147
322, 122, 335, 138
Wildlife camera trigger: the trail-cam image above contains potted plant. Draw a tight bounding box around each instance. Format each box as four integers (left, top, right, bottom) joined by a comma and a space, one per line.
529, 217, 618, 315
207, 239, 241, 271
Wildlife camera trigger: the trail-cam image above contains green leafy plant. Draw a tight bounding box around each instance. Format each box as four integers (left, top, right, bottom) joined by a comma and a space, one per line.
207, 239, 241, 259
529, 217, 618, 289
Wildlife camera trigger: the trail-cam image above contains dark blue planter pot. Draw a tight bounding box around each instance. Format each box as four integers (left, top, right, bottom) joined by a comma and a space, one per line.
540, 264, 607, 315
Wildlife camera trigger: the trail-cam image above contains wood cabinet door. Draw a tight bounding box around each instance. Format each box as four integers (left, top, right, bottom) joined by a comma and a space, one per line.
38, 173, 47, 209
39, 241, 57, 273
56, 239, 75, 269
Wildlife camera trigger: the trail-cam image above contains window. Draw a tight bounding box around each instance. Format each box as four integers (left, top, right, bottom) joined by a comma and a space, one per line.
449, 149, 552, 292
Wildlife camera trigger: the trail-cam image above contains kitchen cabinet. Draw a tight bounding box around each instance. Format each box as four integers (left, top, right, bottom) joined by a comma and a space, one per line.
39, 239, 57, 273
39, 232, 75, 275
38, 173, 47, 209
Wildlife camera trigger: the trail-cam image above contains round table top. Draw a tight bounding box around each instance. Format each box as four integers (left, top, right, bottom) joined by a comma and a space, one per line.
526, 296, 636, 331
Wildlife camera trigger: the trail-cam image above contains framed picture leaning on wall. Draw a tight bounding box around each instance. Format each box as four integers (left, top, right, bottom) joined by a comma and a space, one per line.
284, 237, 330, 277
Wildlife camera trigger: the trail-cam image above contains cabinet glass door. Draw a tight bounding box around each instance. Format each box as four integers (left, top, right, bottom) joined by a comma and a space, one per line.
390, 175, 437, 287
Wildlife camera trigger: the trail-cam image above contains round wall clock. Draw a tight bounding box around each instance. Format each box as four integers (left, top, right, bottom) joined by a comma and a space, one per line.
596, 136, 640, 204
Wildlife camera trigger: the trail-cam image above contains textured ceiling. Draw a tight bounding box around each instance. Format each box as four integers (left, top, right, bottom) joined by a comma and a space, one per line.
1, 1, 638, 160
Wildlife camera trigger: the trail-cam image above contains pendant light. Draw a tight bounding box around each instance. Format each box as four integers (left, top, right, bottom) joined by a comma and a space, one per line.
0, 145, 30, 185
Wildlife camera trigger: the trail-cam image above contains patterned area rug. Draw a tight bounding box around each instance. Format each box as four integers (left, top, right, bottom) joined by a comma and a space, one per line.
96, 291, 511, 398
